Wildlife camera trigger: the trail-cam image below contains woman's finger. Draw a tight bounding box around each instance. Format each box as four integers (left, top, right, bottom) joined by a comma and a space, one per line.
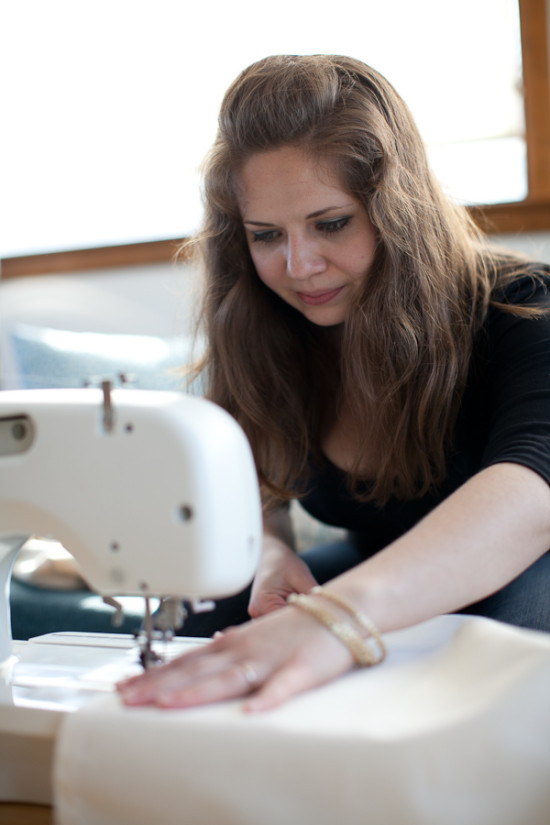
118, 638, 230, 701
153, 660, 264, 709
117, 604, 356, 710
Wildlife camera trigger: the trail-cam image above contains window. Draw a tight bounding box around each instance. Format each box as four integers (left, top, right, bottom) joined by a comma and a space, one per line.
1, 0, 548, 273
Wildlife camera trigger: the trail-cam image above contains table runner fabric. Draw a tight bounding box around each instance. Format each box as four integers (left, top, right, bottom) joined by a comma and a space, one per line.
53, 615, 550, 825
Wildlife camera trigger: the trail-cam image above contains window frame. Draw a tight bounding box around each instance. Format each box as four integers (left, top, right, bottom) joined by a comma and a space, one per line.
471, 0, 550, 233
2, 0, 549, 279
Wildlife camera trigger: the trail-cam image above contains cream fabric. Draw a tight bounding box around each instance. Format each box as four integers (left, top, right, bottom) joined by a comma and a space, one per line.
54, 615, 550, 825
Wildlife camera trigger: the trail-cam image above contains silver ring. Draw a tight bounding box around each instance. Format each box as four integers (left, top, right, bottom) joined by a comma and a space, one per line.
239, 661, 259, 689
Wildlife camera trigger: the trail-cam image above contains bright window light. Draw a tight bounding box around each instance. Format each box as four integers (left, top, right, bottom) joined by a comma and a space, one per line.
0, 0, 524, 257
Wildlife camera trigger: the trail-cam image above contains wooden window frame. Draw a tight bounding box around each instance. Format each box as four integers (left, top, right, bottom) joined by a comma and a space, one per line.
471, 0, 550, 234
2, 0, 549, 280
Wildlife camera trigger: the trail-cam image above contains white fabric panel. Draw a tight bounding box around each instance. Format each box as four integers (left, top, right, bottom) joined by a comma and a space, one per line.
54, 615, 550, 825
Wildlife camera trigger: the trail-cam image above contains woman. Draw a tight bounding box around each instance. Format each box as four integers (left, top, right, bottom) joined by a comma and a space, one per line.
118, 54, 550, 711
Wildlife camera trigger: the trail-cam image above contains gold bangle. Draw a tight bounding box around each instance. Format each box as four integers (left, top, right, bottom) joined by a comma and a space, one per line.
287, 593, 378, 667
310, 586, 386, 664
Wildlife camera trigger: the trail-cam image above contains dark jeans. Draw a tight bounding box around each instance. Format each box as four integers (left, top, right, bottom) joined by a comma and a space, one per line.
178, 537, 550, 637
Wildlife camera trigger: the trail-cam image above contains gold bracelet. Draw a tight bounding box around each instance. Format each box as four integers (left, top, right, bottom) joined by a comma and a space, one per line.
310, 586, 387, 665
287, 593, 378, 667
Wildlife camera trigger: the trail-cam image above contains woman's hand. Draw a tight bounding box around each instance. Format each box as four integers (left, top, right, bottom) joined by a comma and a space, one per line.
248, 541, 318, 618
117, 601, 355, 712
247, 504, 317, 618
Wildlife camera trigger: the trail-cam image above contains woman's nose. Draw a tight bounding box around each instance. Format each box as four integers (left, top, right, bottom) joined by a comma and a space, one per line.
286, 236, 327, 280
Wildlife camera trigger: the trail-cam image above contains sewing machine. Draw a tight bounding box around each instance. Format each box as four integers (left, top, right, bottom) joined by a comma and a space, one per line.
0, 387, 262, 804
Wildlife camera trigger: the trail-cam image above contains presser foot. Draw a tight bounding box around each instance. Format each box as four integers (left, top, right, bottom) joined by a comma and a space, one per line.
136, 596, 188, 670
136, 634, 164, 670
130, 596, 217, 670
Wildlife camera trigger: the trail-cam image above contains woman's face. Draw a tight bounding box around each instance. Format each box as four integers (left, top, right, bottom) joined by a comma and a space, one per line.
237, 146, 378, 327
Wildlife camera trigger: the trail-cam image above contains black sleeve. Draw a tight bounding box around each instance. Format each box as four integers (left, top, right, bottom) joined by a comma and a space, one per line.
480, 273, 550, 486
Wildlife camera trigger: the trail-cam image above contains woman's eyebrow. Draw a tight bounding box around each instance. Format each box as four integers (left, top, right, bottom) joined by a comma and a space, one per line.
307, 204, 354, 219
244, 204, 355, 226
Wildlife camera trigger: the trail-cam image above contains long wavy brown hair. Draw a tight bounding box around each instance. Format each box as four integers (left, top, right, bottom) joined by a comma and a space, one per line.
184, 54, 540, 509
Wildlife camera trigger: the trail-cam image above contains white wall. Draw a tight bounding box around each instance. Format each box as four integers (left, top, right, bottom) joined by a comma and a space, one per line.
0, 260, 201, 388
494, 231, 550, 262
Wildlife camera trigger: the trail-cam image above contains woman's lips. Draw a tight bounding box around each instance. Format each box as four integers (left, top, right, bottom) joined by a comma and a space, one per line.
296, 287, 344, 306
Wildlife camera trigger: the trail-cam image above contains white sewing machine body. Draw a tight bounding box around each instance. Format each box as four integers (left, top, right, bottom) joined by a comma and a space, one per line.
0, 387, 262, 603
0, 388, 262, 804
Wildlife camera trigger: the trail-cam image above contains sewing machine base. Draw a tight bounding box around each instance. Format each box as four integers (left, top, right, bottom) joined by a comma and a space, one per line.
0, 631, 206, 805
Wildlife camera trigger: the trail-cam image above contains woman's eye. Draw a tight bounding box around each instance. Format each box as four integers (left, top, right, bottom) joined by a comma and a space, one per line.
317, 216, 352, 235
251, 229, 279, 244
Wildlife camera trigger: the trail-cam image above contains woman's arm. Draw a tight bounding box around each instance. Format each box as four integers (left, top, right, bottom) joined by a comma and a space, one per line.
330, 462, 550, 632
117, 461, 550, 712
